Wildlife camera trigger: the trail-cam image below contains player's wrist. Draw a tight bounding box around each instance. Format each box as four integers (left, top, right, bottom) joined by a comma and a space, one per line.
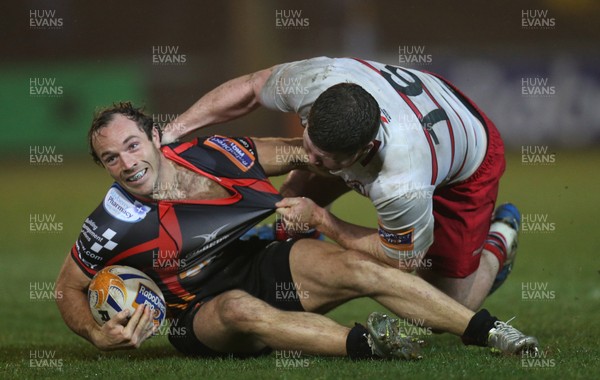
88, 323, 110, 350
314, 206, 333, 233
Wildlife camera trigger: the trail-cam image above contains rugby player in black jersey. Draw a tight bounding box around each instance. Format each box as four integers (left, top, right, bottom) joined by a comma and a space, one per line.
56, 102, 538, 359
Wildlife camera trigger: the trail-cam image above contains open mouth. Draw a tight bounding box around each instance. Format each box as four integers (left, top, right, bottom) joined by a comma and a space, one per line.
126, 168, 147, 183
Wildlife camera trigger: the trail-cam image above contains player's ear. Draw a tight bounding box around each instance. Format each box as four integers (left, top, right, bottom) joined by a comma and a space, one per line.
361, 141, 375, 155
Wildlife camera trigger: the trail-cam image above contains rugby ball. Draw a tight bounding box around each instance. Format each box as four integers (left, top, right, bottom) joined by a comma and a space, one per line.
88, 265, 166, 328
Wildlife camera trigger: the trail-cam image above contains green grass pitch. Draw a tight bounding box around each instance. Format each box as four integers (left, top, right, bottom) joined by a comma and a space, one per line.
1, 151, 599, 379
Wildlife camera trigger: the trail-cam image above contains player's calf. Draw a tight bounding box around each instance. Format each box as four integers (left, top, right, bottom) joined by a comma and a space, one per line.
486, 203, 521, 295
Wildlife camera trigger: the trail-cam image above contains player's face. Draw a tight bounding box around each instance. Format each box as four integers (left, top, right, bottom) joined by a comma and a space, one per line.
92, 115, 162, 197
303, 128, 365, 171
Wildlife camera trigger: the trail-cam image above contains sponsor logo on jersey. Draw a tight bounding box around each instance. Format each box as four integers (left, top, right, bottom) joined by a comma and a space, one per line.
90, 228, 119, 253
185, 224, 231, 262
381, 108, 391, 123
103, 185, 151, 223
204, 136, 255, 172
192, 223, 229, 243
378, 226, 414, 251
76, 240, 98, 269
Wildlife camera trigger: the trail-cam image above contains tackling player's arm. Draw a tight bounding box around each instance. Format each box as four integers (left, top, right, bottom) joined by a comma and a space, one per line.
55, 254, 156, 350
162, 67, 275, 144
275, 197, 399, 267
276, 196, 433, 271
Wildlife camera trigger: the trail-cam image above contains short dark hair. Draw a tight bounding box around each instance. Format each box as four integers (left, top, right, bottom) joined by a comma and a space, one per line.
88, 102, 159, 165
307, 83, 380, 155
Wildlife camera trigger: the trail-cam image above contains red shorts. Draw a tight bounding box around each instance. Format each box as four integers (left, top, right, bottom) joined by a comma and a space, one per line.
426, 80, 506, 278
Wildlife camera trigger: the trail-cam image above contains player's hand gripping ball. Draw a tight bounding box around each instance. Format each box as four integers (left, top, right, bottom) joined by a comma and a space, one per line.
88, 266, 166, 328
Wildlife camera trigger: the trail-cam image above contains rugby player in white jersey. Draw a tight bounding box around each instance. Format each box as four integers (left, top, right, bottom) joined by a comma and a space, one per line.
162, 57, 521, 311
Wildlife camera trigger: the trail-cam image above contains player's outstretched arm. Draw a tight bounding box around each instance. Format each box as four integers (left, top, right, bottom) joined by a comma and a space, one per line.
162, 67, 274, 144
55, 255, 156, 350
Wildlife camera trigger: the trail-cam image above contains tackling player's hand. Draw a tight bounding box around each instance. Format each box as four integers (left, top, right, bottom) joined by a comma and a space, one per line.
160, 121, 183, 145
91, 304, 157, 351
275, 197, 324, 234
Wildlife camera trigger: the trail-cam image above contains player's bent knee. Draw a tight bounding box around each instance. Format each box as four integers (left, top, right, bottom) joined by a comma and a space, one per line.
217, 291, 270, 333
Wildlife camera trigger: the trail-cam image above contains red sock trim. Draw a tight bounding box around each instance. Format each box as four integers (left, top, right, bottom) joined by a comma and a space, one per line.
484, 232, 507, 272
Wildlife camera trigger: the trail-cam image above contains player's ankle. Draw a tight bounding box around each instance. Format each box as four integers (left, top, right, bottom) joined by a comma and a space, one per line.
346, 323, 376, 360
461, 309, 499, 347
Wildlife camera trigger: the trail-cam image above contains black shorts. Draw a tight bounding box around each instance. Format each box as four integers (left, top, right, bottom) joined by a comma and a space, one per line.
168, 239, 303, 357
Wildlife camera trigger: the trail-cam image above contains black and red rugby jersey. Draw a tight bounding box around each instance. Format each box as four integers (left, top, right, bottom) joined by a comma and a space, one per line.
71, 136, 281, 313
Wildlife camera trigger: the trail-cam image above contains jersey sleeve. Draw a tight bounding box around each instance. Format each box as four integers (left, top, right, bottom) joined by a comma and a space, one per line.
70, 210, 114, 278
70, 184, 154, 278
375, 189, 435, 262
259, 57, 351, 125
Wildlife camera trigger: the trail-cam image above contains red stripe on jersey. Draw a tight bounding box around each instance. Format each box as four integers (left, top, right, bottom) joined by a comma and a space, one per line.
353, 58, 439, 185
422, 85, 455, 176
172, 139, 198, 154
396, 91, 438, 185
352, 58, 381, 73
155, 202, 195, 301
105, 238, 160, 265
443, 97, 469, 182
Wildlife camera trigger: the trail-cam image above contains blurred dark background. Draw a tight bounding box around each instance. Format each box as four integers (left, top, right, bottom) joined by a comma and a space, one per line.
2, 0, 599, 156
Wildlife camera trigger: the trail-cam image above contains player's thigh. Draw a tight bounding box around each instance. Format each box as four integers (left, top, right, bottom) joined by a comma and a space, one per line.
191, 290, 268, 355
288, 239, 386, 314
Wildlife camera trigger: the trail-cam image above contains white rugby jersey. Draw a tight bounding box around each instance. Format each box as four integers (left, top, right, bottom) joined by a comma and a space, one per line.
260, 57, 488, 259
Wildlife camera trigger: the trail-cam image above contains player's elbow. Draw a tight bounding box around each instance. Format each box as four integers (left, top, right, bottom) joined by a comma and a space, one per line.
252, 67, 275, 103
